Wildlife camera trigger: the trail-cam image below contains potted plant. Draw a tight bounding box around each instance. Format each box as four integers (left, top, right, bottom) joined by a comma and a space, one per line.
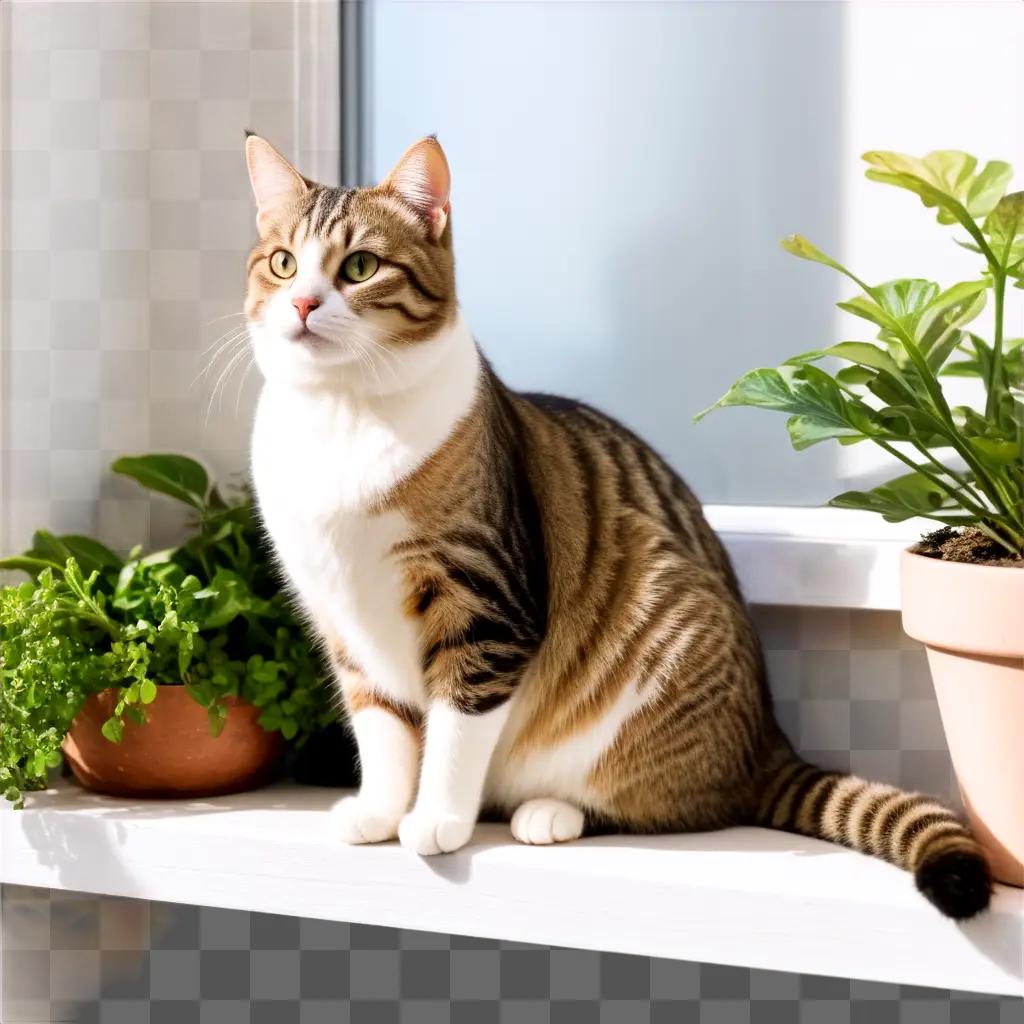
698, 150, 1023, 886
0, 454, 336, 805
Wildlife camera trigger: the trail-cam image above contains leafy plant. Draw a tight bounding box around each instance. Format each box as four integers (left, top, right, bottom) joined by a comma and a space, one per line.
0, 455, 336, 807
698, 150, 1024, 555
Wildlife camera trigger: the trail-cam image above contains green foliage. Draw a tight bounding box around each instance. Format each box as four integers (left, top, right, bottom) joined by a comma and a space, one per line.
698, 150, 1024, 555
0, 455, 336, 806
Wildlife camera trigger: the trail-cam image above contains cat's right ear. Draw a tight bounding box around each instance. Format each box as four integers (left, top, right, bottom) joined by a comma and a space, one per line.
245, 133, 307, 233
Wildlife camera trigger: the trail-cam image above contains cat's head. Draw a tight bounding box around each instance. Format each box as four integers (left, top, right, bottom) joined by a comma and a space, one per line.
243, 134, 456, 391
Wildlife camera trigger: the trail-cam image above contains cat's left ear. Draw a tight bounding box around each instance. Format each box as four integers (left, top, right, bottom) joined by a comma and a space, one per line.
382, 136, 451, 241
245, 133, 308, 233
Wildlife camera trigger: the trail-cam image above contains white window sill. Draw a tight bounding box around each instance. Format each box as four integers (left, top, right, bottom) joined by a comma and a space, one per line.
706, 505, 923, 611
2, 783, 1020, 996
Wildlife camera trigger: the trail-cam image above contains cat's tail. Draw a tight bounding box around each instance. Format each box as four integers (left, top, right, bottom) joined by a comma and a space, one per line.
755, 753, 991, 920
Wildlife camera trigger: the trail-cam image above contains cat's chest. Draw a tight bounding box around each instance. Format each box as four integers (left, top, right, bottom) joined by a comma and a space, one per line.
251, 389, 423, 691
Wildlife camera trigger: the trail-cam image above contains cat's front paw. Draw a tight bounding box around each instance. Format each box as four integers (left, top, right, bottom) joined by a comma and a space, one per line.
511, 799, 585, 845
398, 809, 474, 855
333, 796, 403, 845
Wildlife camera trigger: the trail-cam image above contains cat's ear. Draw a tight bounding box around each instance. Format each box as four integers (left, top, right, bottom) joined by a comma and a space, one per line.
382, 136, 451, 241
245, 133, 307, 232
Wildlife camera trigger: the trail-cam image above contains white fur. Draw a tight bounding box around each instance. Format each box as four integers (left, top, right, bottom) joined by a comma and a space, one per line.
333, 707, 419, 843
485, 679, 657, 813
511, 799, 585, 845
250, 240, 480, 841
400, 702, 512, 855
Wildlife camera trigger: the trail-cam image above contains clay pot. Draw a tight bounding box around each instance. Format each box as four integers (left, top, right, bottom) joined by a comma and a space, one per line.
901, 550, 1024, 887
62, 686, 285, 799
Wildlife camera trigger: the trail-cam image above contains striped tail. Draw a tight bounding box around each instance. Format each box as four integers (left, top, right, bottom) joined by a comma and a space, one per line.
757, 757, 991, 920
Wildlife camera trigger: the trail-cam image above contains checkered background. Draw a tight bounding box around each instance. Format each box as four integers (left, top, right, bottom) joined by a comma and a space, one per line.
1, 2, 1020, 1022
3, 883, 1022, 1024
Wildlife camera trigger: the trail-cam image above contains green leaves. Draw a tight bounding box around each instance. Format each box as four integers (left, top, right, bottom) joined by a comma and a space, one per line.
830, 473, 973, 524
983, 192, 1024, 278
863, 150, 1012, 226
700, 148, 1024, 556
112, 454, 210, 510
1, 451, 336, 808
696, 364, 879, 450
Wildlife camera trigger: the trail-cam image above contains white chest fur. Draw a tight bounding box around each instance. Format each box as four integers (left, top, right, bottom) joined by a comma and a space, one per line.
250, 314, 480, 708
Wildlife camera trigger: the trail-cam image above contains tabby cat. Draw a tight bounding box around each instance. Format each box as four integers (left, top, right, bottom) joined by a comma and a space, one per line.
244, 133, 990, 919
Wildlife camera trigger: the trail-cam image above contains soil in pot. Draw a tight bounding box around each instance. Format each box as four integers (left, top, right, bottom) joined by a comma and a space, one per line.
913, 526, 1024, 567
62, 686, 286, 799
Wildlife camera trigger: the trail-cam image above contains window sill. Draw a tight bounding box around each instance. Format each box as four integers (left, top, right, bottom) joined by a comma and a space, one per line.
706, 505, 923, 611
2, 783, 1020, 996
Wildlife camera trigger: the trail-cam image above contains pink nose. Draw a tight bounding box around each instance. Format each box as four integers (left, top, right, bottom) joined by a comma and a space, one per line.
292, 297, 320, 324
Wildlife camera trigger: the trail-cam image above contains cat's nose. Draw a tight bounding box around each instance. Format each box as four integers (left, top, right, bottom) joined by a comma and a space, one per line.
292, 296, 320, 324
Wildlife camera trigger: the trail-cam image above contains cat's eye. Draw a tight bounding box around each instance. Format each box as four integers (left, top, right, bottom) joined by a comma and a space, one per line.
341, 251, 379, 283
269, 249, 296, 279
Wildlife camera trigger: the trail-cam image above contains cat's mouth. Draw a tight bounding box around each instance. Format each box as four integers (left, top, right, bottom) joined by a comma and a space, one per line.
284, 323, 330, 347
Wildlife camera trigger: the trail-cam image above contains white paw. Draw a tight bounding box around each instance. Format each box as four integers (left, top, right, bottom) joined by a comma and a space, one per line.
511, 799, 585, 845
333, 796, 403, 845
398, 810, 475, 856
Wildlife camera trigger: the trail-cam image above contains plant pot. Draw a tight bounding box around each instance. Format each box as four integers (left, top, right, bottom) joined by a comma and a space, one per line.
62, 686, 286, 799
901, 550, 1024, 887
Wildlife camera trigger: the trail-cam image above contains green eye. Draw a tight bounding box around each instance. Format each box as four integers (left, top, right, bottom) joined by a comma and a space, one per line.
269, 249, 296, 279
341, 251, 379, 283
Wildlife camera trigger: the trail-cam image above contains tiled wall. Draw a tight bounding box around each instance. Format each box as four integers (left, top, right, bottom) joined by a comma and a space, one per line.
1, 0, 337, 557
4, 887, 1020, 1024
0, 2, 1001, 1021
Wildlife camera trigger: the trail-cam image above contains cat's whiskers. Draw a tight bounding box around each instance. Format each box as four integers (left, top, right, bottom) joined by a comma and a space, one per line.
193, 328, 251, 390
204, 344, 251, 427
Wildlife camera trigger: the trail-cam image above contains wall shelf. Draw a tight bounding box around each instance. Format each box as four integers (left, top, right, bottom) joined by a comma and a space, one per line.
2, 782, 1020, 997
706, 505, 923, 611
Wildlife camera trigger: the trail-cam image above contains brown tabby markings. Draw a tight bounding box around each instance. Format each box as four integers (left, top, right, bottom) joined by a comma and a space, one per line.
244, 183, 456, 344
246, 162, 989, 918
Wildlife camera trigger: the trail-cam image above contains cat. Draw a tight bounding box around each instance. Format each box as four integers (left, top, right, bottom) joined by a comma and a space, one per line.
243, 132, 991, 920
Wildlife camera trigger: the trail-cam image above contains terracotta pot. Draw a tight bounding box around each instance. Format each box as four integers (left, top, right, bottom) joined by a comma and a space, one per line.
62, 686, 285, 799
901, 550, 1024, 887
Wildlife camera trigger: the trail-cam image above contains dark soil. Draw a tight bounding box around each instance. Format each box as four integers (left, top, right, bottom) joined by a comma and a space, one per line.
912, 526, 1024, 567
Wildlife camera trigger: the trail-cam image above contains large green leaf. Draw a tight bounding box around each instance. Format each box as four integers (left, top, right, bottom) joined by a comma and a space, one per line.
863, 150, 1010, 225
788, 341, 905, 380
0, 555, 62, 577
779, 235, 864, 286
58, 536, 123, 576
838, 279, 940, 341
983, 192, 1024, 275
111, 454, 210, 510
696, 364, 880, 448
829, 472, 969, 523
29, 530, 71, 566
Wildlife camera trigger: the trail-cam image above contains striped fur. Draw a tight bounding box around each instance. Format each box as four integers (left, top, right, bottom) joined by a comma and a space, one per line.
244, 135, 991, 918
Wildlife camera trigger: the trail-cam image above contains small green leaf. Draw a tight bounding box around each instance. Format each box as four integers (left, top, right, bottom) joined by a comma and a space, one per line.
966, 161, 1014, 218
983, 192, 1024, 274
111, 454, 210, 510
780, 235, 849, 275
101, 717, 124, 744
139, 679, 158, 704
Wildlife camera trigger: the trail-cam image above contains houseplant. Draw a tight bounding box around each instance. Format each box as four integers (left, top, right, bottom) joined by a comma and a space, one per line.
698, 150, 1023, 886
0, 454, 336, 805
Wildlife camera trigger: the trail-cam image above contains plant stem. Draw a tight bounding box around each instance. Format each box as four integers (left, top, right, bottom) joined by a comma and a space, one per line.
986, 271, 1006, 420
913, 444, 991, 511
875, 440, 977, 507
